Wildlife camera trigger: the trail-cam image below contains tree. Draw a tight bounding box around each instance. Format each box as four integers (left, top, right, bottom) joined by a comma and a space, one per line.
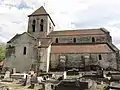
0, 43, 6, 61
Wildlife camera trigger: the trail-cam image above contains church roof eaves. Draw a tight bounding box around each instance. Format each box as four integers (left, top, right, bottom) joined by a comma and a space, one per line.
107, 43, 119, 52
7, 33, 22, 43
48, 28, 106, 36
7, 32, 37, 43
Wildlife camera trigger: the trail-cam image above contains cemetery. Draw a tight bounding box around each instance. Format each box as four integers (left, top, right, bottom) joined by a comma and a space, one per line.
0, 67, 120, 90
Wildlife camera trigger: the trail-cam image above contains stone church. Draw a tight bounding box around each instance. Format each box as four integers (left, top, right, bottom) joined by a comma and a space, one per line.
4, 6, 120, 72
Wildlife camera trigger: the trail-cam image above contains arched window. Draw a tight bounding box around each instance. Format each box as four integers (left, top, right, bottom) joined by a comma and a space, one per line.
98, 54, 102, 60
56, 38, 58, 43
49, 23, 51, 30
23, 47, 27, 55
92, 37, 95, 43
73, 38, 76, 43
32, 20, 36, 32
41, 19, 44, 22
40, 19, 44, 31
8, 45, 11, 48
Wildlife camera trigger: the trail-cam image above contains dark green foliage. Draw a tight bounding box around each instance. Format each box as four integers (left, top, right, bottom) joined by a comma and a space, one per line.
0, 43, 6, 61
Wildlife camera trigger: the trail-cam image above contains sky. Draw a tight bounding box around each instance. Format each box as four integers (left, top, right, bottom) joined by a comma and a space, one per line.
0, 0, 120, 49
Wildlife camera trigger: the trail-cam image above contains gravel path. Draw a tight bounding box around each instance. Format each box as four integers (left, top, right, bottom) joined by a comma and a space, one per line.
0, 81, 42, 90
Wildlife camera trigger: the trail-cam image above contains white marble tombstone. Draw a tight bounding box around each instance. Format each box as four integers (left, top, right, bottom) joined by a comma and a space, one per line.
13, 68, 16, 74
63, 71, 66, 79
4, 71, 10, 79
30, 70, 34, 75
27, 74, 31, 84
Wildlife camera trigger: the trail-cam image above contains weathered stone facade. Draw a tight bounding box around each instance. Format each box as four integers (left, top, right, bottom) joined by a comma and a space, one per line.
50, 53, 117, 71
4, 6, 53, 72
5, 33, 38, 72
3, 6, 119, 72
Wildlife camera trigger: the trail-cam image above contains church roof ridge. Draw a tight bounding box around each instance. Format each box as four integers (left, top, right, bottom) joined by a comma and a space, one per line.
7, 33, 22, 43
54, 27, 108, 32
48, 28, 107, 36
7, 32, 37, 43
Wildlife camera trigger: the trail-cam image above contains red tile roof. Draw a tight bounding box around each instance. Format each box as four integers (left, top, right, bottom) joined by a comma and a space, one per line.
49, 28, 107, 36
51, 44, 113, 53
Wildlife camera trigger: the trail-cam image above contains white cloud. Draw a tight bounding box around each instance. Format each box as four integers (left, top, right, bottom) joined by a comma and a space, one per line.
0, 0, 120, 50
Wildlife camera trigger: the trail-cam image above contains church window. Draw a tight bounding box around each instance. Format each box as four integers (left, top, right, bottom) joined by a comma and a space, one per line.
23, 47, 27, 55
92, 37, 95, 43
8, 45, 11, 48
49, 23, 51, 30
41, 19, 44, 22
98, 54, 102, 60
56, 38, 58, 43
40, 19, 44, 31
73, 38, 76, 43
32, 20, 36, 32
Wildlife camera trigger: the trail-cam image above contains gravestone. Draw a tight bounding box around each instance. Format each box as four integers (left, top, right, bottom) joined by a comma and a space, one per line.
29, 70, 34, 75
54, 79, 88, 90
52, 74, 55, 79
4, 70, 10, 79
96, 68, 103, 77
22, 74, 28, 86
27, 74, 31, 84
63, 71, 66, 79
37, 76, 43, 83
67, 68, 79, 76
13, 68, 16, 74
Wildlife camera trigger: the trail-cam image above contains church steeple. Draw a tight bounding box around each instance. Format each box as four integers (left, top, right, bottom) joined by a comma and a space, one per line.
27, 6, 55, 38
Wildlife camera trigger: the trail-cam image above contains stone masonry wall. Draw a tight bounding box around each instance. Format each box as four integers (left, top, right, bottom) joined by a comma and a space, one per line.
52, 35, 107, 44
4, 33, 38, 72
50, 53, 117, 71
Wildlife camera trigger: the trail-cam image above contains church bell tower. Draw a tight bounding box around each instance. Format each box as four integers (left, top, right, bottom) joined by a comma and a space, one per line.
27, 6, 55, 38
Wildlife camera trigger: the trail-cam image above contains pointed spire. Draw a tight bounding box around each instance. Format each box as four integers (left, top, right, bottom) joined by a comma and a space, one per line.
30, 6, 48, 16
